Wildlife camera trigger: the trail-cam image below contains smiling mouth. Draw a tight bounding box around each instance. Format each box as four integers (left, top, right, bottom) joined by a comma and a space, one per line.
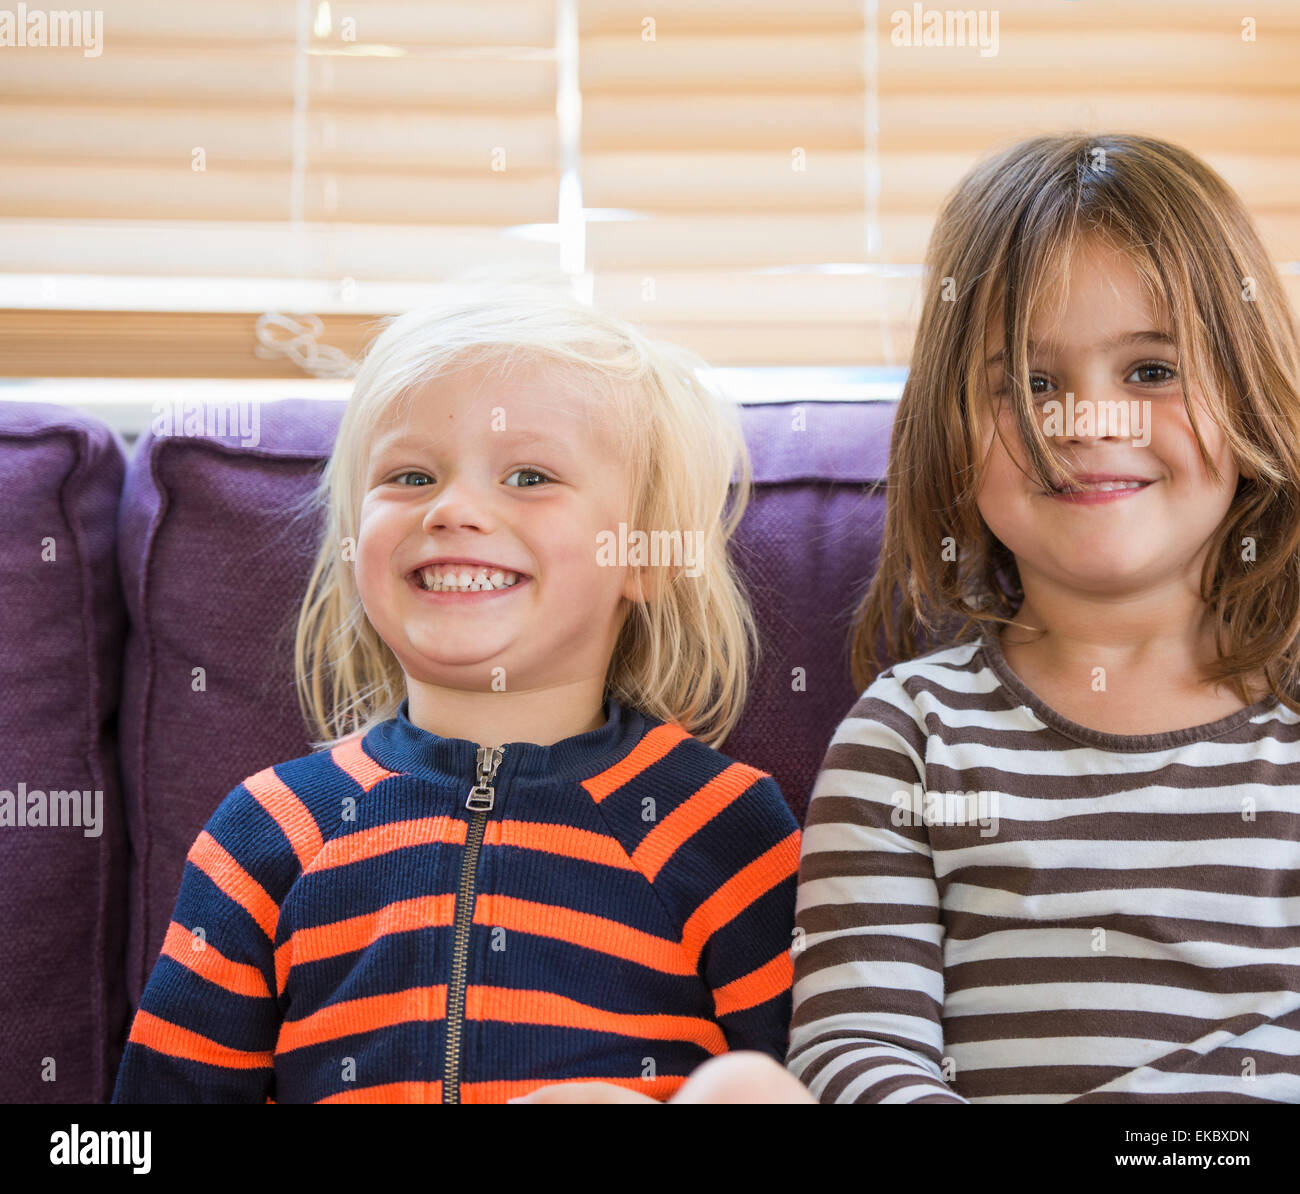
1046, 479, 1154, 495
411, 564, 526, 593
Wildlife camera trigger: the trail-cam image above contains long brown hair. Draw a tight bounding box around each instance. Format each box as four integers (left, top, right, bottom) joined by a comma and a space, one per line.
851, 132, 1300, 711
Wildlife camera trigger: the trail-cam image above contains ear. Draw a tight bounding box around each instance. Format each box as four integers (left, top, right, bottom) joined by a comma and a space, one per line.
622, 566, 663, 605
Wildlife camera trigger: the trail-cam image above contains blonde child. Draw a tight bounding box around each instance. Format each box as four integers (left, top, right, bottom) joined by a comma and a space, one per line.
111, 283, 801, 1104
786, 132, 1300, 1103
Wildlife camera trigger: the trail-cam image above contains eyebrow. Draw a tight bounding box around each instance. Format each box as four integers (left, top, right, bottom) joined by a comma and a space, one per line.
985, 330, 1175, 366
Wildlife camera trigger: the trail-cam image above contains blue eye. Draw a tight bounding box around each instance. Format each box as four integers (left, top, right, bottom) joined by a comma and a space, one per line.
394, 471, 432, 486
505, 468, 550, 488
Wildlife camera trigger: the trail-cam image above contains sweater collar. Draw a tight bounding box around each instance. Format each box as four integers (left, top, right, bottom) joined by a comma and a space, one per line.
363, 695, 649, 788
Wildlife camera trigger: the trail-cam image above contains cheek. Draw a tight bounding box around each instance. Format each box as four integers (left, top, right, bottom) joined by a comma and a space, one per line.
531, 507, 630, 608
353, 504, 400, 601
1155, 407, 1234, 491
976, 472, 1014, 538
974, 421, 1022, 508
548, 526, 613, 600
974, 399, 1019, 475
533, 495, 622, 569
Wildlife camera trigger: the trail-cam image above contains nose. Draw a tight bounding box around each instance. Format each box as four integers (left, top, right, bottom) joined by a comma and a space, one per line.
421, 479, 492, 534
1058, 379, 1137, 443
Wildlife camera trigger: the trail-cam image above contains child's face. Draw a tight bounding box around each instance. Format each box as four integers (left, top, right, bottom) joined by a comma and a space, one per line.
354, 360, 641, 698
974, 236, 1240, 603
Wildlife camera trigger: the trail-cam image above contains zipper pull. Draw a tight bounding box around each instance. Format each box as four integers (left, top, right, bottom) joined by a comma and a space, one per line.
466, 745, 504, 812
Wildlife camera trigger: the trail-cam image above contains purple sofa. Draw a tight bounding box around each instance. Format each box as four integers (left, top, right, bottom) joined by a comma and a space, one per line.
0, 396, 894, 1104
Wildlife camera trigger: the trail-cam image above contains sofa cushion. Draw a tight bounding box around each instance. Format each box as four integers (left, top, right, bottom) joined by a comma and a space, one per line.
722, 401, 891, 825
116, 398, 340, 1013
0, 401, 128, 1103
116, 397, 893, 1012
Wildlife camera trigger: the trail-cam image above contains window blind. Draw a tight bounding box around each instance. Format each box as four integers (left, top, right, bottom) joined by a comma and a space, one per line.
1, 0, 1297, 374
580, 0, 1300, 366
0, 0, 561, 283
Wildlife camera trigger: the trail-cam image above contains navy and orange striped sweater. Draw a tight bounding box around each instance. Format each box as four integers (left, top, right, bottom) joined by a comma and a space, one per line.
111, 698, 801, 1103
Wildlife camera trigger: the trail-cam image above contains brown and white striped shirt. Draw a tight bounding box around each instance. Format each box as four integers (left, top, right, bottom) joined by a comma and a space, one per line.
787, 634, 1300, 1103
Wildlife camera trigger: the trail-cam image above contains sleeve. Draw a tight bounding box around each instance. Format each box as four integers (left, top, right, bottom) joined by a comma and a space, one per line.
111, 782, 288, 1104
673, 771, 802, 1063
785, 682, 969, 1104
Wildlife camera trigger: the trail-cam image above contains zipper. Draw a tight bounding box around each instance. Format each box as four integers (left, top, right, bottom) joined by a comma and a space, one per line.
442, 744, 504, 1104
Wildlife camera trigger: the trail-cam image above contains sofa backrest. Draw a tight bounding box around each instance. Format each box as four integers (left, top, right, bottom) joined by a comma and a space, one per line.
0, 403, 128, 1104
0, 394, 895, 1102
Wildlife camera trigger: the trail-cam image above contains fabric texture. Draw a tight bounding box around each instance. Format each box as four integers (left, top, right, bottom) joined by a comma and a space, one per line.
789, 633, 1300, 1103
113, 697, 800, 1103
0, 402, 129, 1103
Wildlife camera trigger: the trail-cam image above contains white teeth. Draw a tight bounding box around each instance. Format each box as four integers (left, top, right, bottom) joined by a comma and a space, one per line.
416, 565, 521, 592
1057, 480, 1147, 493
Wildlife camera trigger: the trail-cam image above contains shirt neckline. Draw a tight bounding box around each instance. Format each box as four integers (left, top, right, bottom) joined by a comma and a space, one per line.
978, 629, 1281, 752
362, 695, 652, 787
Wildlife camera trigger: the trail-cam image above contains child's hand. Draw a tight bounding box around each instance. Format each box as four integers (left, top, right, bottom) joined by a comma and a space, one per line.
510, 1081, 661, 1104
666, 1051, 816, 1104
509, 1053, 815, 1104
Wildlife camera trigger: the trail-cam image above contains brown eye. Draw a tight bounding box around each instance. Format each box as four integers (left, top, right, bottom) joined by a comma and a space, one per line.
1128, 362, 1177, 385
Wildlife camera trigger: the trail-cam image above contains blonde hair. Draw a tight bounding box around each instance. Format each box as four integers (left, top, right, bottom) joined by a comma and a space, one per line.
294, 279, 757, 749
852, 131, 1300, 711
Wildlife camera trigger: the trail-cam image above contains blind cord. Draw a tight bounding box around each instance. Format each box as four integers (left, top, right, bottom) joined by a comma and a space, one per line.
253, 312, 355, 378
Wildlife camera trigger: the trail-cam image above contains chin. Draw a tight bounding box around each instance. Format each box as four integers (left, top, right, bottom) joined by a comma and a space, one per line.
1058, 562, 1160, 591
405, 645, 514, 672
